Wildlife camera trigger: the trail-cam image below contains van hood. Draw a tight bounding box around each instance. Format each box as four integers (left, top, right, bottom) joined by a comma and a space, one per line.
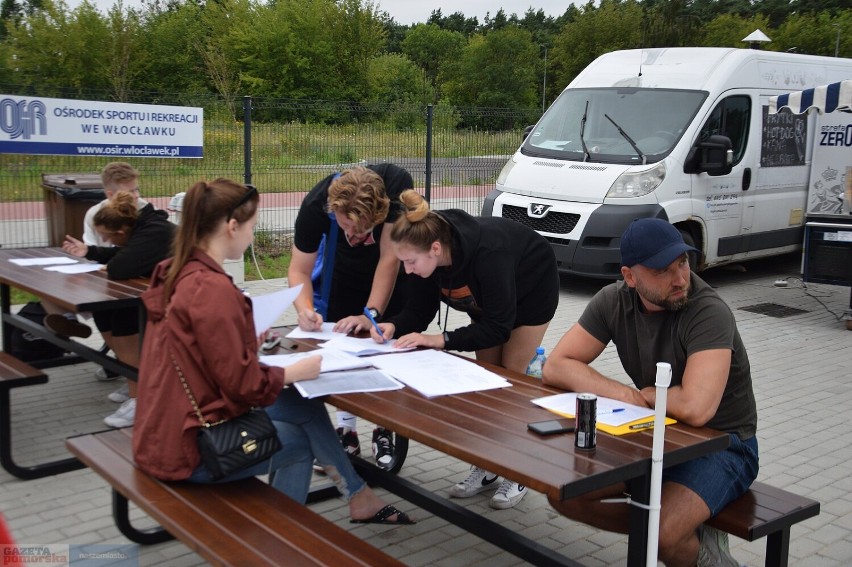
499, 157, 630, 204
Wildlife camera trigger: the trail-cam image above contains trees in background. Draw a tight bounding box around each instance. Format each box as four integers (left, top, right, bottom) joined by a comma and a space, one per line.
0, 0, 850, 122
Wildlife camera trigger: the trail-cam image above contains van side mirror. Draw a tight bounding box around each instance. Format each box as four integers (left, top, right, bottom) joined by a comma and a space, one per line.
683, 135, 733, 176
523, 125, 535, 140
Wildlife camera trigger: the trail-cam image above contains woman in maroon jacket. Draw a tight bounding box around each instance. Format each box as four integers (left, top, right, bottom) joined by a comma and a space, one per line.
133, 178, 414, 524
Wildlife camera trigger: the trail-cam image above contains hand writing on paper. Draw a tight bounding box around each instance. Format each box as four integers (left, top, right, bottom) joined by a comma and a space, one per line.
283, 355, 322, 385
297, 308, 324, 332
62, 235, 88, 257
369, 322, 396, 344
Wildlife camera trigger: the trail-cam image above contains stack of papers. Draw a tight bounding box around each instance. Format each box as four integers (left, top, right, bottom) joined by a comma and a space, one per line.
318, 335, 412, 356
293, 369, 404, 399
260, 350, 369, 373
286, 323, 346, 341
368, 349, 511, 398
531, 392, 675, 435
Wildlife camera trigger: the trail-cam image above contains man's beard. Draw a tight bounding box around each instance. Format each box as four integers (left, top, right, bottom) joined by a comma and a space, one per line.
635, 278, 690, 311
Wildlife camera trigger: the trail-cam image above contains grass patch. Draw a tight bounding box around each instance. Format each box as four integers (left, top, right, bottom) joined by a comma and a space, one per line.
245, 232, 292, 281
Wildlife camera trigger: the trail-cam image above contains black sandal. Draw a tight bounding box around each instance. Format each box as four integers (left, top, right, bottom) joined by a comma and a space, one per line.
350, 504, 415, 525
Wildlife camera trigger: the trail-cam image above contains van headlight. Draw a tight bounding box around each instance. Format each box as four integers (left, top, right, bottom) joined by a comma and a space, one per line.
496, 158, 517, 186
606, 162, 666, 198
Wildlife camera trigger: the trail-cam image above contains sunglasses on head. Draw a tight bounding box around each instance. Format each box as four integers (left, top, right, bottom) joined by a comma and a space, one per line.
227, 184, 258, 221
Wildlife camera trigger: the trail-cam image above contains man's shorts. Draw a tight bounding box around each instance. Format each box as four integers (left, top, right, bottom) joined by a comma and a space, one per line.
663, 433, 759, 516
93, 306, 140, 338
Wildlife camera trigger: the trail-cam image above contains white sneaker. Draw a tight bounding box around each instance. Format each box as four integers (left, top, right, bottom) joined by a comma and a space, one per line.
490, 480, 528, 509
697, 525, 742, 567
95, 367, 120, 382
104, 398, 136, 428
449, 466, 500, 498
108, 383, 130, 403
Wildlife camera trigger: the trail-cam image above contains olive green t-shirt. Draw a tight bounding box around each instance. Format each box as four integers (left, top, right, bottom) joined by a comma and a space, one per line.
578, 274, 756, 439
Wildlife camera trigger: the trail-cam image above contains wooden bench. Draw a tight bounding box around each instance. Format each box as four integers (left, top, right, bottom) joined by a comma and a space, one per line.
0, 352, 85, 479
66, 428, 404, 567
707, 481, 820, 567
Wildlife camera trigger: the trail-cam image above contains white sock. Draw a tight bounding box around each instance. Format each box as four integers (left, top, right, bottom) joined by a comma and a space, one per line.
337, 411, 356, 431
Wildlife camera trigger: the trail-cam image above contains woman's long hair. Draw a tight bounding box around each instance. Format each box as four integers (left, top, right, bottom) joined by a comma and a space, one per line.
389, 189, 452, 251
163, 178, 259, 301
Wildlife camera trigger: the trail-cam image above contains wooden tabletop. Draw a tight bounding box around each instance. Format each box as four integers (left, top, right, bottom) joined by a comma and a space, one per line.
0, 247, 148, 313
276, 328, 730, 503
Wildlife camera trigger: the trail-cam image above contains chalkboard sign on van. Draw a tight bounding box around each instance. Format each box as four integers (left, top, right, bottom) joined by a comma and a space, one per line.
761, 106, 807, 168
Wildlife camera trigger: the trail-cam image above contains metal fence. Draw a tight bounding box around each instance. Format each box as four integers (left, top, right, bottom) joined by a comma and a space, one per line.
0, 93, 540, 251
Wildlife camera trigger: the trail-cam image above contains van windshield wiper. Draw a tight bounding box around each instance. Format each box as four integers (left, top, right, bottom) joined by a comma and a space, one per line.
579, 100, 591, 162
604, 113, 646, 165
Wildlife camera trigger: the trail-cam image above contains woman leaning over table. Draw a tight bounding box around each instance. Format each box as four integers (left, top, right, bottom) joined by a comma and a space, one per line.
371, 189, 560, 510
58, 191, 175, 428
132, 178, 414, 524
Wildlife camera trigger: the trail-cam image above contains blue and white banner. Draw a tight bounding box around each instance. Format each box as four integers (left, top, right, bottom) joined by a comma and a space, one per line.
0, 95, 203, 158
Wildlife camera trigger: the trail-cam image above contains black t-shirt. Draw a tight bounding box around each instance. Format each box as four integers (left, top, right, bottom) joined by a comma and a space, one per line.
292, 163, 413, 321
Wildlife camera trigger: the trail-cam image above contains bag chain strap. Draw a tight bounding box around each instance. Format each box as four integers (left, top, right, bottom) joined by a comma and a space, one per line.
170, 351, 223, 428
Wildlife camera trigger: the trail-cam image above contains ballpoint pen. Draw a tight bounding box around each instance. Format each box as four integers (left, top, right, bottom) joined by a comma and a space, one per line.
598, 408, 625, 415
629, 421, 655, 430
363, 306, 385, 341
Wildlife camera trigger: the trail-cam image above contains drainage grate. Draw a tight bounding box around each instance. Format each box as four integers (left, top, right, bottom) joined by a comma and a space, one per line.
739, 303, 809, 318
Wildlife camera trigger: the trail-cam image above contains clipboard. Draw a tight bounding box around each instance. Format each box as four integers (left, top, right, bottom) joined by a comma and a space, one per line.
531, 392, 676, 436
545, 408, 676, 436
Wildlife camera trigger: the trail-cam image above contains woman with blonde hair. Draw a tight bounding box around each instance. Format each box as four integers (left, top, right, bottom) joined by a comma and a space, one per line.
134, 178, 414, 524
288, 164, 431, 468
372, 189, 560, 510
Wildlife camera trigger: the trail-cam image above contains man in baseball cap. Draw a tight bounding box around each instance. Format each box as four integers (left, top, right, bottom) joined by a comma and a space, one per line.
543, 217, 758, 567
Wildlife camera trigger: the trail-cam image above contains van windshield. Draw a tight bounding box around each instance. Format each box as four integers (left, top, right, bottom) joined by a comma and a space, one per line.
522, 88, 707, 164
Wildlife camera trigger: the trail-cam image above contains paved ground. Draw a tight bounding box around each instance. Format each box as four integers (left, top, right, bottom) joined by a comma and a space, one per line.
1, 252, 851, 566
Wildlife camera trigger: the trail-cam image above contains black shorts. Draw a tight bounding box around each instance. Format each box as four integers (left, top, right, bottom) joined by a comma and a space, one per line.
93, 307, 140, 337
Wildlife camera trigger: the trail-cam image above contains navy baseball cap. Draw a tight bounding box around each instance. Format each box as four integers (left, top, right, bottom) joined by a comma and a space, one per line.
620, 218, 697, 269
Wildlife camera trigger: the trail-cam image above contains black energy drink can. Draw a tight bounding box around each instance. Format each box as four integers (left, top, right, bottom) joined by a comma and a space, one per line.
574, 393, 597, 450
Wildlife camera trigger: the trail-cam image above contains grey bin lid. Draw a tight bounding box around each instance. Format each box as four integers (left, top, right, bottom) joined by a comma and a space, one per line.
41, 173, 105, 200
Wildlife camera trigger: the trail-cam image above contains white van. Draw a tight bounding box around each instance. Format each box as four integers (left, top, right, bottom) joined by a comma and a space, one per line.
482, 47, 852, 278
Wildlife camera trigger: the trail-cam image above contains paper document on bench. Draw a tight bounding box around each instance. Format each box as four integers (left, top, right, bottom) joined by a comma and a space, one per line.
293, 369, 404, 399
532, 392, 675, 435
260, 349, 370, 373
318, 335, 413, 356
368, 349, 511, 397
286, 323, 343, 341
251, 284, 302, 333
10, 257, 78, 266
44, 263, 103, 274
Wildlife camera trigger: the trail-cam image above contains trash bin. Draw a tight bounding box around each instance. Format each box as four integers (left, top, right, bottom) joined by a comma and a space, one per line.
41, 174, 106, 246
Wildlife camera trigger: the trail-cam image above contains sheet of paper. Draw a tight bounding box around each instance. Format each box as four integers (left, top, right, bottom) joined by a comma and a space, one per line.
286, 323, 345, 341
368, 349, 511, 398
44, 263, 104, 274
293, 369, 404, 399
260, 349, 370, 373
10, 257, 78, 266
531, 392, 655, 427
251, 284, 302, 332
318, 335, 413, 356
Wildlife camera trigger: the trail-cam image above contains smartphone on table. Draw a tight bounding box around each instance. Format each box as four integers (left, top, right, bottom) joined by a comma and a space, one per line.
527, 418, 575, 436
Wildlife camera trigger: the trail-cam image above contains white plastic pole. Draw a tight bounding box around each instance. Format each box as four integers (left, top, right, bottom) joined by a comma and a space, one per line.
647, 362, 672, 567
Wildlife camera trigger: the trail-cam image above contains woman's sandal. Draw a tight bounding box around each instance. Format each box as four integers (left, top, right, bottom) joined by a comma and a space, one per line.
350, 504, 415, 525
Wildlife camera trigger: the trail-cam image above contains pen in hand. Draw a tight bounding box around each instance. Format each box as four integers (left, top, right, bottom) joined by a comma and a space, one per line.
363, 307, 385, 342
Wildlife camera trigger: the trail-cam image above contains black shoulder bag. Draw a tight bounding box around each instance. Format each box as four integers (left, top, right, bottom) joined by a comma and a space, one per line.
170, 351, 281, 480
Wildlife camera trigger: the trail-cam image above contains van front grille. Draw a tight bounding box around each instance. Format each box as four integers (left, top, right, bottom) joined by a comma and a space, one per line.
501, 205, 580, 235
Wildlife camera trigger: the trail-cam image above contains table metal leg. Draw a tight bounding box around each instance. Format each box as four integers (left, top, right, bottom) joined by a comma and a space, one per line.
0, 387, 85, 480
351, 456, 584, 567
625, 473, 652, 567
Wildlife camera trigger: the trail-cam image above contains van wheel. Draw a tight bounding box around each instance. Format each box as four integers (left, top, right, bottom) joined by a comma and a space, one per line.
678, 229, 702, 271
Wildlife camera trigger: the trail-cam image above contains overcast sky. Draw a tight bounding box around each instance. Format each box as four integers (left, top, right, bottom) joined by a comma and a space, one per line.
67, 0, 574, 25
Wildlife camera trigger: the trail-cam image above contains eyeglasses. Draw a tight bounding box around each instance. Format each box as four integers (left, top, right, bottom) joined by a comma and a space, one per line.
227, 184, 258, 221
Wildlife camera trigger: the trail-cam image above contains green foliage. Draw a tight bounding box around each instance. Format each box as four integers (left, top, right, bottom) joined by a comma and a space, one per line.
550, 0, 644, 88
700, 14, 772, 48
444, 27, 540, 116
401, 24, 465, 101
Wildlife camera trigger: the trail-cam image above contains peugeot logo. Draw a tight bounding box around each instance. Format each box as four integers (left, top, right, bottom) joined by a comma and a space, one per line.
528, 203, 551, 218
